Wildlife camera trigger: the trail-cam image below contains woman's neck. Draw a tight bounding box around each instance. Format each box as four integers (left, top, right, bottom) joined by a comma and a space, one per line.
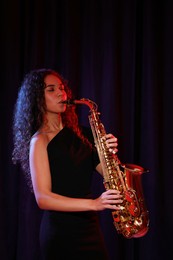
40, 113, 63, 133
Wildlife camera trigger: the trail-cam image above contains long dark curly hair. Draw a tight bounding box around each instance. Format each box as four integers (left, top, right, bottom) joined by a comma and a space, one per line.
12, 68, 90, 191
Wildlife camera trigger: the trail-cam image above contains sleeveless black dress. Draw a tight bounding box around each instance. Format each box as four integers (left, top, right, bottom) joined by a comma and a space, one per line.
39, 127, 109, 260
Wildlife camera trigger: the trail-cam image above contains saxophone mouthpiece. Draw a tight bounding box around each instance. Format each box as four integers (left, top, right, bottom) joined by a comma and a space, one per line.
61, 99, 76, 105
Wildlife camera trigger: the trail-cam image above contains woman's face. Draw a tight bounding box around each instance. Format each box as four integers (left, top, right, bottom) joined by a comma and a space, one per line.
44, 74, 67, 114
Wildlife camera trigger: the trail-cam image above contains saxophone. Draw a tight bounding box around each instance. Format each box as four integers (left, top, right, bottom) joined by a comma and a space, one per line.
64, 98, 149, 238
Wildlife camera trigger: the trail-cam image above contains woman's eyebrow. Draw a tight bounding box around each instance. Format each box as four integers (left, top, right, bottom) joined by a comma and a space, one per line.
44, 83, 64, 89
44, 84, 55, 88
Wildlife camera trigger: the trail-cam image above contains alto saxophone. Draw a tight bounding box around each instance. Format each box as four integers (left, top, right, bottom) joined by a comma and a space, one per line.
64, 98, 149, 238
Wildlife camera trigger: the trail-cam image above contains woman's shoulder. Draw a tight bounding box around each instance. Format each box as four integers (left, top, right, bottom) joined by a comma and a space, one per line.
30, 131, 50, 148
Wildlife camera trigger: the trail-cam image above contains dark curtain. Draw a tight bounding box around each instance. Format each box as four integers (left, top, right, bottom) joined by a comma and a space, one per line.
0, 0, 173, 259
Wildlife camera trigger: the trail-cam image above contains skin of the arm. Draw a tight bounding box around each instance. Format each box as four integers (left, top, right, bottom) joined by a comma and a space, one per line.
29, 133, 122, 212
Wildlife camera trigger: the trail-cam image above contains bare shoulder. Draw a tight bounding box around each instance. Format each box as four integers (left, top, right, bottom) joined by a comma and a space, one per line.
30, 132, 49, 149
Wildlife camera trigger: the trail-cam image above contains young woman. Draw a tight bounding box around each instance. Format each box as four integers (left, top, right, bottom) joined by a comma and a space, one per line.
12, 69, 123, 259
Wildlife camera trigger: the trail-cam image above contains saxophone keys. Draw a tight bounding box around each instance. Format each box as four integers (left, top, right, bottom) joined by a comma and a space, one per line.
118, 205, 125, 210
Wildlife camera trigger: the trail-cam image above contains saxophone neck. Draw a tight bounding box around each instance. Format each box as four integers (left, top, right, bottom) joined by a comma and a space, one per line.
63, 98, 98, 111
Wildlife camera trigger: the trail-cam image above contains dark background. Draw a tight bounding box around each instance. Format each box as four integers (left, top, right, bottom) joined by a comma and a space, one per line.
0, 0, 173, 259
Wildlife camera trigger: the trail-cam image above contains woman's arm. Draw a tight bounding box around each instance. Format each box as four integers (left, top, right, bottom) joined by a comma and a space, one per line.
29, 134, 122, 212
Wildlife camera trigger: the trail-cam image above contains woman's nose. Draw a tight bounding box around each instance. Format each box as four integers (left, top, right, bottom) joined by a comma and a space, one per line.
56, 88, 63, 96
56, 89, 66, 98
57, 91, 63, 97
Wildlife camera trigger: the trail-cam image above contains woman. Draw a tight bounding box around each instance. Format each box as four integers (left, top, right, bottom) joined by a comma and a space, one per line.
12, 69, 123, 260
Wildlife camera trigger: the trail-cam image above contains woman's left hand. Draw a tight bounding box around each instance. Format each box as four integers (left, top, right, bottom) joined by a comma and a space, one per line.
105, 134, 118, 154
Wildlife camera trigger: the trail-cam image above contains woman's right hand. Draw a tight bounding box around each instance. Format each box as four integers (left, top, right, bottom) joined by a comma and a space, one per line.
94, 189, 123, 211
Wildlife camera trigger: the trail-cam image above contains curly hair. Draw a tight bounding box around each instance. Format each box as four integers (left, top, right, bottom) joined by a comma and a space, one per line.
12, 68, 91, 191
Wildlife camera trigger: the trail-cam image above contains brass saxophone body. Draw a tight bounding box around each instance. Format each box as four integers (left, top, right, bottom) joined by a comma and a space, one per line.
64, 98, 149, 238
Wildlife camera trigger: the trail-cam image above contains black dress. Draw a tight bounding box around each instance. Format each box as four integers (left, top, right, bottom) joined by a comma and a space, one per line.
39, 127, 109, 260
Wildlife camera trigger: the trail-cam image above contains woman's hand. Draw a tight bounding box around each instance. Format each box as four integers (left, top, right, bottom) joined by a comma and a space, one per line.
95, 133, 118, 176
94, 189, 123, 211
105, 133, 118, 154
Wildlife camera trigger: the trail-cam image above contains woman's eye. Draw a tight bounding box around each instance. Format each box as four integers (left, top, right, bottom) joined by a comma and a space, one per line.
59, 85, 65, 90
47, 87, 54, 92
